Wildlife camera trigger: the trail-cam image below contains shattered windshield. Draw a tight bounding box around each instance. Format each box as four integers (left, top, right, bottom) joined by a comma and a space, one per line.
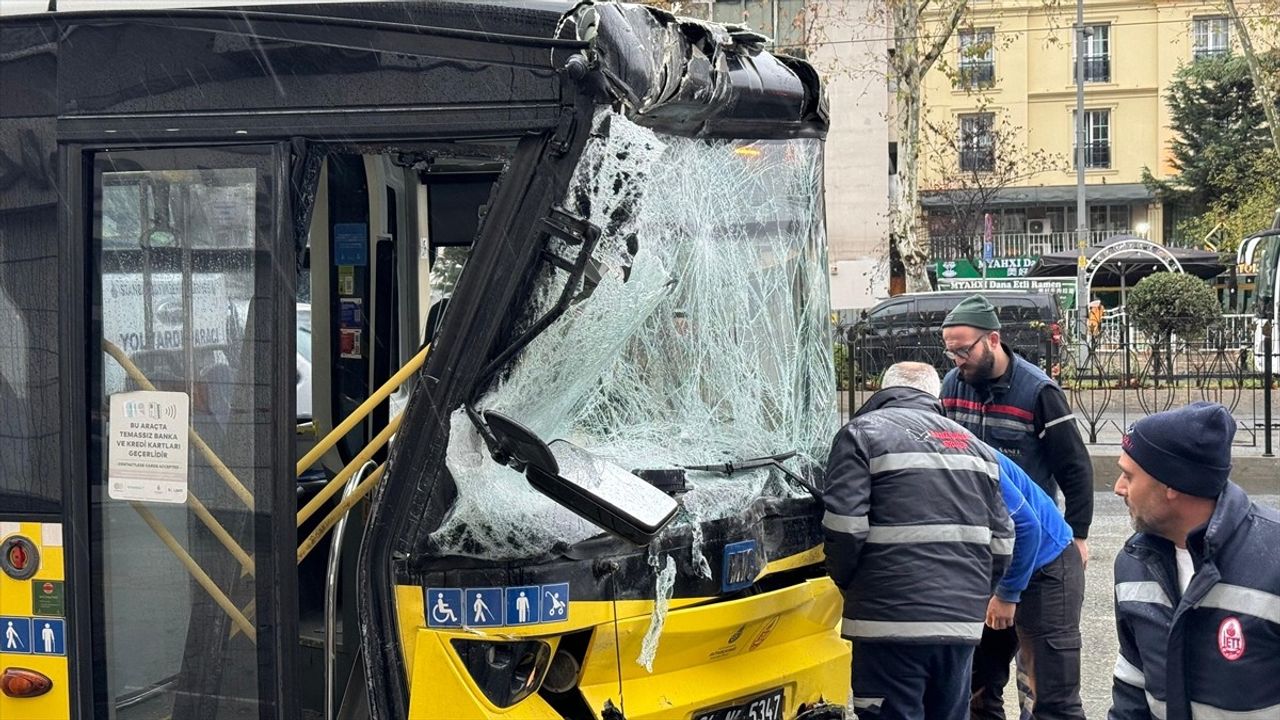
430, 111, 835, 560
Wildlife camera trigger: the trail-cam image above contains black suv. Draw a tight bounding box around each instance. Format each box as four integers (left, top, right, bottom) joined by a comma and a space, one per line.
844, 290, 1063, 383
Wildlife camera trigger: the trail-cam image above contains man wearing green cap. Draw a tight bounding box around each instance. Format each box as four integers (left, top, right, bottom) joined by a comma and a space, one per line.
940, 294, 1092, 720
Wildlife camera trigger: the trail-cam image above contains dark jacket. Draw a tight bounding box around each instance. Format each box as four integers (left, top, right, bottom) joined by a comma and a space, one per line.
942, 346, 1093, 539
822, 386, 1013, 645
1110, 482, 1280, 720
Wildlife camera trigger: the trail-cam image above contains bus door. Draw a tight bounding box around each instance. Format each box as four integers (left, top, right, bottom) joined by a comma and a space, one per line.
294, 153, 419, 708
88, 144, 296, 719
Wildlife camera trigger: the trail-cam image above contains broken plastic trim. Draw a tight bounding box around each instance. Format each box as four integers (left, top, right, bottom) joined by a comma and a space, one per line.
465, 207, 603, 458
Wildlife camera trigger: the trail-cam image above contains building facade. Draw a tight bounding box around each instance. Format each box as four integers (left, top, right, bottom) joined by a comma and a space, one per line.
920, 0, 1258, 270
684, 0, 893, 309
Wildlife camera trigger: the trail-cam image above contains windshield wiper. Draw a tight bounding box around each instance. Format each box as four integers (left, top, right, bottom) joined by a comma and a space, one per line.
683, 451, 821, 503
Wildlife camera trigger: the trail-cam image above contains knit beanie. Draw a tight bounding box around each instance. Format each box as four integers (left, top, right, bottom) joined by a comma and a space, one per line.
942, 295, 1002, 331
1122, 401, 1235, 498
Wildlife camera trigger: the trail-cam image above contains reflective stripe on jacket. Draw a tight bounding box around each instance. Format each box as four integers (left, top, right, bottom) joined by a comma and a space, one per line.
1109, 483, 1280, 720
823, 386, 1013, 645
942, 352, 1055, 496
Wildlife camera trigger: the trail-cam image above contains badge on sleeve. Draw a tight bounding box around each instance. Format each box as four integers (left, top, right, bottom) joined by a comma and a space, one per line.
1218, 617, 1245, 661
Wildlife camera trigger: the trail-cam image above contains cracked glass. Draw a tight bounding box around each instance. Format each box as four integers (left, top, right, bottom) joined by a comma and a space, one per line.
429, 111, 835, 560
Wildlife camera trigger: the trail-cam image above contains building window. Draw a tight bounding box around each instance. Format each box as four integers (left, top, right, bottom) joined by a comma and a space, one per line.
959, 113, 995, 172
1193, 17, 1230, 60
1075, 24, 1111, 82
1074, 109, 1111, 169
709, 0, 810, 53
1088, 204, 1131, 231
958, 28, 996, 88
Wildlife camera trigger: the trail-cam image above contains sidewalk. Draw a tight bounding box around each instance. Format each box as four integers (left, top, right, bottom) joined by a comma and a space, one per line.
1087, 443, 1278, 493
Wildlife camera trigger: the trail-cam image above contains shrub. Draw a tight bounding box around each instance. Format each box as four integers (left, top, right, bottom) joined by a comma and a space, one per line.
1126, 272, 1222, 340
834, 341, 849, 390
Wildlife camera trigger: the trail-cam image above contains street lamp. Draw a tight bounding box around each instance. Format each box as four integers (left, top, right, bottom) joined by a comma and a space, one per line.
1074, 2, 1090, 343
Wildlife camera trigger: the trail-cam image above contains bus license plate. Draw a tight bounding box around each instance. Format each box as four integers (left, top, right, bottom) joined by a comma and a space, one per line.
694, 688, 784, 720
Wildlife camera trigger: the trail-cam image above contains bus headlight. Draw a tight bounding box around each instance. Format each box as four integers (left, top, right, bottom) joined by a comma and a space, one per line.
450, 638, 552, 708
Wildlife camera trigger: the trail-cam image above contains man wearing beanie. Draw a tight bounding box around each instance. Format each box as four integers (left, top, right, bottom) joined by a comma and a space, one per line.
1111, 401, 1280, 720
940, 294, 1090, 720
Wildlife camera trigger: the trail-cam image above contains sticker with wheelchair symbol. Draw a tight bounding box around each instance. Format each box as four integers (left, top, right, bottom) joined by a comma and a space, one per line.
540, 583, 569, 623
426, 588, 463, 628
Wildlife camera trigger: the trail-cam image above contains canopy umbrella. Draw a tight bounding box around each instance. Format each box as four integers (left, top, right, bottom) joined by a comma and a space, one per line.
1027, 239, 1228, 287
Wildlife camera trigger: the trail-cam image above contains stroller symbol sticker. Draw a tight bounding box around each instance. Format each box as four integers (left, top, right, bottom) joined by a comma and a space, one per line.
541, 583, 569, 622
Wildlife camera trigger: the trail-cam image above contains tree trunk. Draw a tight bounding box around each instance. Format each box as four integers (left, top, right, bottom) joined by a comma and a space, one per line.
890, 0, 971, 293
1222, 0, 1280, 157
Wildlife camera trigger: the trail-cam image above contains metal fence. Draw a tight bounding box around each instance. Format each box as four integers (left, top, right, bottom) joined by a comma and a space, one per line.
840, 315, 1276, 448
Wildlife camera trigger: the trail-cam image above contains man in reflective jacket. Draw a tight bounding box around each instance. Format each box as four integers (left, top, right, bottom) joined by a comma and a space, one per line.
824, 361, 1013, 720
1110, 401, 1280, 720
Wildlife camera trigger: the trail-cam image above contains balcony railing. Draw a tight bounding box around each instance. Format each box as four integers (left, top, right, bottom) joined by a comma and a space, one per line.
1193, 46, 1229, 61
929, 229, 1136, 260
957, 61, 995, 88
1074, 56, 1111, 83
1073, 142, 1111, 169
959, 148, 995, 172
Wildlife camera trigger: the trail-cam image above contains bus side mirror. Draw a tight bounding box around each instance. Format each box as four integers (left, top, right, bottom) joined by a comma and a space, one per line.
482, 410, 678, 545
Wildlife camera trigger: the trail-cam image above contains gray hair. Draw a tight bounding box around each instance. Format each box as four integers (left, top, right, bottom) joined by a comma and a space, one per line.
881, 361, 942, 397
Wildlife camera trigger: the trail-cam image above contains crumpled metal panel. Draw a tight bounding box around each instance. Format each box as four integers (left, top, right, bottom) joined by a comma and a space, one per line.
582, 2, 828, 138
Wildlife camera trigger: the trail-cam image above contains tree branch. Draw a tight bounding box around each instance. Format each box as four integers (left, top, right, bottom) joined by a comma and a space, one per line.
1220, 0, 1280, 157
921, 0, 970, 76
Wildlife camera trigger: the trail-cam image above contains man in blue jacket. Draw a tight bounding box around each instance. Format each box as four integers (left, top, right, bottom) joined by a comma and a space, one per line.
986, 452, 1080, 720
1110, 402, 1280, 720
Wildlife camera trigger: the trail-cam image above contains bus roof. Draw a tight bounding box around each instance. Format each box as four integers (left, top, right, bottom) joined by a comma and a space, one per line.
1, 0, 575, 18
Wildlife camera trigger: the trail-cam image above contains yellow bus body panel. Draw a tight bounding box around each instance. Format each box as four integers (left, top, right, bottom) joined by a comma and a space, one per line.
0, 522, 71, 720
401, 573, 850, 719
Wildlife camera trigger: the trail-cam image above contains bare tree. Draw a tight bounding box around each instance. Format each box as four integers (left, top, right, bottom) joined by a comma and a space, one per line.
887, 0, 973, 292
921, 110, 1069, 260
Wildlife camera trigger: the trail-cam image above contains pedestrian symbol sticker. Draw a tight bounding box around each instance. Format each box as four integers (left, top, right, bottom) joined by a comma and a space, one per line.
33, 619, 64, 656
505, 586, 540, 626
466, 588, 502, 627
426, 588, 463, 628
424, 583, 571, 628
541, 583, 569, 623
2, 617, 31, 654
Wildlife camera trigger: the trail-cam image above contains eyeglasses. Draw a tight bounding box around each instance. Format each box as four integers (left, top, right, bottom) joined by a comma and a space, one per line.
943, 333, 989, 361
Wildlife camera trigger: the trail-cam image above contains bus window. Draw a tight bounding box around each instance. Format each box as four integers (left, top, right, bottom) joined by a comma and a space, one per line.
90, 146, 290, 719
428, 113, 833, 561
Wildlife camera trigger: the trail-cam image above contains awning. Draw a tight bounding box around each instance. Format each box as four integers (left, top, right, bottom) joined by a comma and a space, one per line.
921, 183, 1154, 209
1027, 238, 1227, 286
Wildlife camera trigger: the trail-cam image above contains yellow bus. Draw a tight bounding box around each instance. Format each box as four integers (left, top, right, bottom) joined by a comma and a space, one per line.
0, 1, 850, 718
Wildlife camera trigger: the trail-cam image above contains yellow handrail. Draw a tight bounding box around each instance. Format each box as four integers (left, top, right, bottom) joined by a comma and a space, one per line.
297, 463, 386, 564
101, 339, 255, 511
189, 495, 255, 577
295, 344, 430, 477
134, 504, 256, 643
297, 412, 402, 528
102, 339, 256, 577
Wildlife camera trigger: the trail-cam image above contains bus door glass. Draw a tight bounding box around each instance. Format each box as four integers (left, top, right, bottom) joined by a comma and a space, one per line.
89, 145, 294, 719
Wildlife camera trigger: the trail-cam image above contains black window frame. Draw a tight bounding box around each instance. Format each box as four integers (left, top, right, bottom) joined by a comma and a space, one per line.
957, 27, 996, 89
1075, 24, 1111, 83
959, 112, 996, 172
